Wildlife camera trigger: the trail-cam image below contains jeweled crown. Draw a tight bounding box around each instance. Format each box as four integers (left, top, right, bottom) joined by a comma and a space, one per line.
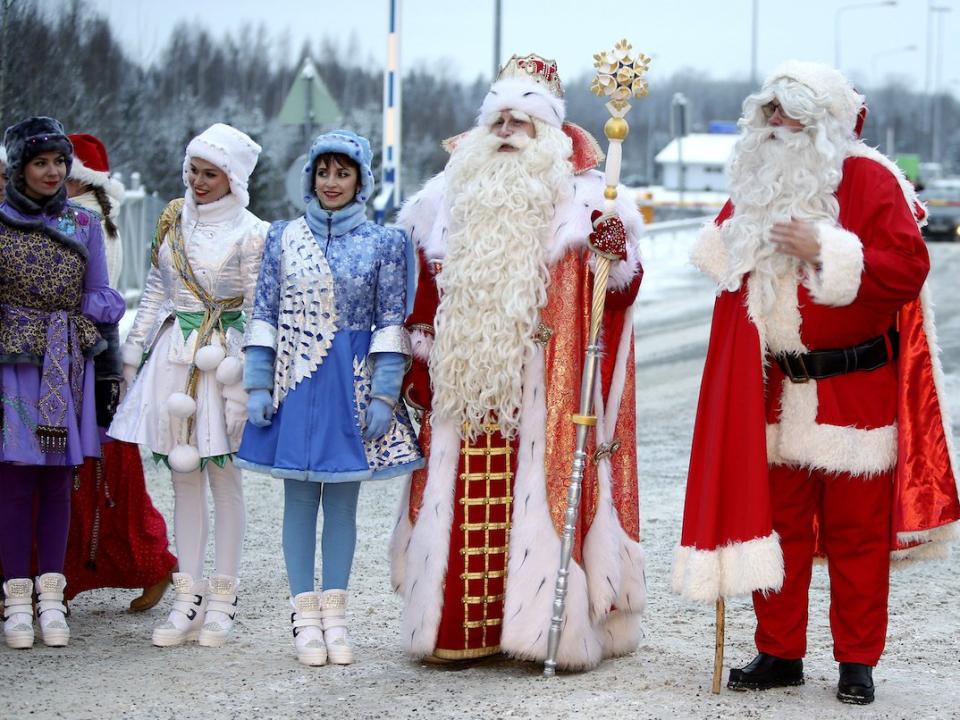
497, 53, 564, 98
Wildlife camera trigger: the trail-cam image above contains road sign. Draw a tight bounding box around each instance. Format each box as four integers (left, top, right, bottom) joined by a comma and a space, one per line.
285, 153, 308, 211
278, 58, 341, 129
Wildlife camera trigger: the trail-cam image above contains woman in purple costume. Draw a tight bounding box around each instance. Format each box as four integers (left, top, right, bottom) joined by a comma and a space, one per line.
0, 117, 125, 649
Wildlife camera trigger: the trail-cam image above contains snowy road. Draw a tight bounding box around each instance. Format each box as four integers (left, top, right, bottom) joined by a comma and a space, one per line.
4, 232, 959, 720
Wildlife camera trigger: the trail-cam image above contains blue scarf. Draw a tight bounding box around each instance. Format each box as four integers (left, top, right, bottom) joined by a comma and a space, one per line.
304, 197, 367, 241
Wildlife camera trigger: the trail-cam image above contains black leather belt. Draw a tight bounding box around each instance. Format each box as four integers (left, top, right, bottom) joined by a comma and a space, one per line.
774, 330, 898, 384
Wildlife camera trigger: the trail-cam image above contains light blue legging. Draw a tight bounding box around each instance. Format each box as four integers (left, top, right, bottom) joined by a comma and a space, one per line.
282, 478, 361, 596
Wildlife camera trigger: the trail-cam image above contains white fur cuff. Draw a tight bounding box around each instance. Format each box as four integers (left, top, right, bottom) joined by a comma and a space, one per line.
690, 222, 729, 284
804, 223, 863, 307
409, 328, 434, 362
672, 533, 784, 603
121, 342, 143, 367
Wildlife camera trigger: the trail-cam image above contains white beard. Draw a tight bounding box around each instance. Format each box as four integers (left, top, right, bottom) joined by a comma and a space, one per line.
719, 125, 846, 312
430, 124, 573, 439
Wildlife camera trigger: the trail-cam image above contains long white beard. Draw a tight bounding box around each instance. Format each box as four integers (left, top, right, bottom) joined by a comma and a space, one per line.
720, 125, 846, 312
430, 124, 573, 439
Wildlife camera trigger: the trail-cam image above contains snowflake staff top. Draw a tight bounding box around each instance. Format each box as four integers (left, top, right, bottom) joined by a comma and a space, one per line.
543, 39, 651, 677
591, 39, 651, 114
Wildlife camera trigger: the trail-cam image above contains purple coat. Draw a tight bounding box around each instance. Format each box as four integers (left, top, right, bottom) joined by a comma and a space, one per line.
0, 200, 125, 466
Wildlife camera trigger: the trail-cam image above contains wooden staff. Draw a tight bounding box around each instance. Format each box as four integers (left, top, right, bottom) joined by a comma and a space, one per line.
712, 598, 725, 693
543, 40, 650, 677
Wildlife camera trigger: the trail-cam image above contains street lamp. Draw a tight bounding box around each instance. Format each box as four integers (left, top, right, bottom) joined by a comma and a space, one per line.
671, 93, 688, 206
834, 1, 897, 70
870, 44, 917, 83
930, 4, 952, 161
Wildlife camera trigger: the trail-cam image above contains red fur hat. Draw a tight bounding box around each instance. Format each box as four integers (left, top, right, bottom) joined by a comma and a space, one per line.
68, 133, 124, 200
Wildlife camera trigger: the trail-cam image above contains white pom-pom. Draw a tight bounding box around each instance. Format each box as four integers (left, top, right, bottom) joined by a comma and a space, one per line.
168, 444, 201, 473
195, 345, 226, 371
215, 356, 243, 385
166, 392, 197, 418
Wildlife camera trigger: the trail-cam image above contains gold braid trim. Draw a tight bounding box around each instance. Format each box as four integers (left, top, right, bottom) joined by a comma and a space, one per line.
167, 211, 243, 442
151, 198, 185, 268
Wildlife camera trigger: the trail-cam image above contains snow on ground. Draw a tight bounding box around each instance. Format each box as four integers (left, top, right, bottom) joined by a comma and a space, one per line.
3, 236, 959, 720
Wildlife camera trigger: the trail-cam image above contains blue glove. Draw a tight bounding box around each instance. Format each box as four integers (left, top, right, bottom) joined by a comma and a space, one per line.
247, 389, 275, 428
243, 346, 276, 391
363, 398, 394, 440
363, 351, 407, 441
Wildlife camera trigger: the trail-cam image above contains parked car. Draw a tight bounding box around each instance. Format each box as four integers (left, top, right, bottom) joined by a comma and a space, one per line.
920, 185, 960, 240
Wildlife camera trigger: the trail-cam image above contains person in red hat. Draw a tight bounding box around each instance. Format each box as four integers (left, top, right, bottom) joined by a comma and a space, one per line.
64, 132, 177, 611
673, 61, 960, 705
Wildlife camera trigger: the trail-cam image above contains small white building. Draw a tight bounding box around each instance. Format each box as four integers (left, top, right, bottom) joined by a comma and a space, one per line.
655, 133, 740, 192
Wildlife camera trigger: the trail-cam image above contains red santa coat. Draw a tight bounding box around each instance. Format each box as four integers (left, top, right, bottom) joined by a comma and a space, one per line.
674, 146, 960, 603
389, 136, 647, 669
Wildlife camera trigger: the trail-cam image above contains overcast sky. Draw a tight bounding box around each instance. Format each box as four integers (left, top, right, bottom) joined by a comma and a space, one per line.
78, 0, 956, 94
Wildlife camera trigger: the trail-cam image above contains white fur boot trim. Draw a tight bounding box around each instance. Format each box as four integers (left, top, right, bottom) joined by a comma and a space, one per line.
291, 592, 326, 666
152, 573, 208, 647
35, 573, 69, 647
3, 578, 35, 649
198, 575, 239, 648
321, 589, 353, 665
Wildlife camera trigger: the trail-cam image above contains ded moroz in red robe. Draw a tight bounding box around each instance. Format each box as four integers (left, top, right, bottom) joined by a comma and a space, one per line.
674, 144, 960, 604
389, 124, 647, 670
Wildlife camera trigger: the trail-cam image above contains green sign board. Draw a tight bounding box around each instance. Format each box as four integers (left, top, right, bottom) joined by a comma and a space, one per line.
895, 154, 920, 184
278, 58, 341, 128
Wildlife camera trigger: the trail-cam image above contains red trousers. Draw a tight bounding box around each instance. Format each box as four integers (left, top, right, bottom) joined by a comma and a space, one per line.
753, 464, 892, 666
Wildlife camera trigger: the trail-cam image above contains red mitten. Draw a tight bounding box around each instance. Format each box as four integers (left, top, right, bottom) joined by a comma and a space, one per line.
588, 209, 628, 262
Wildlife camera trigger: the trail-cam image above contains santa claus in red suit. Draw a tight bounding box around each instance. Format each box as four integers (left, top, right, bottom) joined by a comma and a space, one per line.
674, 61, 960, 705
389, 54, 646, 670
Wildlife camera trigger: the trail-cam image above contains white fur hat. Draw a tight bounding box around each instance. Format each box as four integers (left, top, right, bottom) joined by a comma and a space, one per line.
765, 60, 864, 132
182, 123, 261, 208
478, 54, 566, 129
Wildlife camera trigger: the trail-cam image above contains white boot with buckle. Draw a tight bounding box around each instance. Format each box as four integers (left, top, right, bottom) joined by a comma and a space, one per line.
198, 575, 239, 648
3, 578, 35, 649
291, 591, 326, 666
35, 573, 70, 647
152, 572, 207, 647
321, 589, 353, 665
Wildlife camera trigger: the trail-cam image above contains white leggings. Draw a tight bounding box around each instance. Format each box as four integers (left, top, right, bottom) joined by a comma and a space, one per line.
170, 459, 245, 579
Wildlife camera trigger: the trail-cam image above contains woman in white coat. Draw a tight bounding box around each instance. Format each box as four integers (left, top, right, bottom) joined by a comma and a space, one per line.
110, 123, 268, 648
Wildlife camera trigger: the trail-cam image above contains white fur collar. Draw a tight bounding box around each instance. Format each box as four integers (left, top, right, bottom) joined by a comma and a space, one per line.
397, 169, 643, 290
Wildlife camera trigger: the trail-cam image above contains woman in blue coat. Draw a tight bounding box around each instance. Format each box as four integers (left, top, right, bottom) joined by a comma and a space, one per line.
237, 130, 422, 666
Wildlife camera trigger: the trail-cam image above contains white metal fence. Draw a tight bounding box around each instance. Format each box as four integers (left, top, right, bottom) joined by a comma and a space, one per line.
116, 189, 166, 307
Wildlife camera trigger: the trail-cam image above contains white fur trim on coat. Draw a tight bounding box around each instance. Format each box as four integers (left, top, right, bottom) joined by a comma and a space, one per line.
478, 78, 565, 129
398, 169, 643, 291
392, 312, 644, 670
803, 223, 863, 307
689, 221, 728, 284
846, 142, 926, 227
121, 342, 142, 367
767, 381, 898, 476
672, 533, 784, 603
409, 328, 433, 363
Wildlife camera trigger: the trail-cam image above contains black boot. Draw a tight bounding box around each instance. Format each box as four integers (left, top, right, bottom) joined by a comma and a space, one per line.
727, 652, 804, 691
837, 662, 875, 705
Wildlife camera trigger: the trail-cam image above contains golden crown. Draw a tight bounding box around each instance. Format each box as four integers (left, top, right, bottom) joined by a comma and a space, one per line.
497, 53, 564, 98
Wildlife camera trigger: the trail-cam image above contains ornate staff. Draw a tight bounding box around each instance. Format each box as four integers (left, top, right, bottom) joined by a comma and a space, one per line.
543, 40, 650, 677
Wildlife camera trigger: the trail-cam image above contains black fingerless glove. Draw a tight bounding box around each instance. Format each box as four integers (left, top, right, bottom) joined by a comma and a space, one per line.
95, 378, 121, 428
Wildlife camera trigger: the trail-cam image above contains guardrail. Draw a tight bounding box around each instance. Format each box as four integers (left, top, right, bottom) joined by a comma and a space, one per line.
644, 215, 712, 235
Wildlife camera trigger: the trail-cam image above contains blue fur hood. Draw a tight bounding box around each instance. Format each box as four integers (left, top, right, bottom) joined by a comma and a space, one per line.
301, 129, 375, 208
